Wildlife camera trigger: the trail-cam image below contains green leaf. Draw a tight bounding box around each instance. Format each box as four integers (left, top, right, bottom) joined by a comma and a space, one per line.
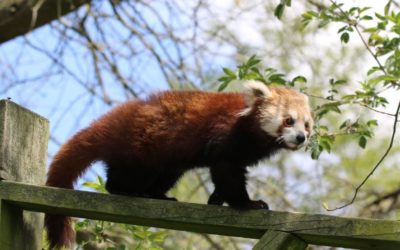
367, 67, 381, 76
218, 81, 230, 92
375, 12, 387, 21
339, 119, 351, 129
311, 147, 321, 159
368, 75, 398, 85
318, 19, 330, 28
274, 4, 285, 19
367, 119, 378, 127
319, 135, 335, 153
82, 182, 98, 189
291, 76, 307, 85
303, 11, 318, 18
364, 27, 378, 33
361, 15, 373, 21
246, 55, 261, 67
222, 67, 236, 77
360, 7, 372, 13
358, 136, 367, 148
384, 0, 392, 16
316, 102, 342, 117
333, 79, 347, 86
340, 32, 350, 43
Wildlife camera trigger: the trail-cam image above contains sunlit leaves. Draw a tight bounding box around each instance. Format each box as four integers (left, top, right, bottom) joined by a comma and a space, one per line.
218, 55, 307, 91
82, 176, 107, 193
308, 130, 335, 160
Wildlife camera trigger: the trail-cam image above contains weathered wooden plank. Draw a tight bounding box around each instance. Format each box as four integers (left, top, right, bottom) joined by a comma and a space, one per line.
253, 231, 307, 250
0, 100, 49, 250
0, 181, 399, 250
0, 99, 49, 183
0, 0, 91, 44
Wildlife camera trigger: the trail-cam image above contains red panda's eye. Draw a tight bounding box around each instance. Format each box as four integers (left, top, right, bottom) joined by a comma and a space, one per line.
284, 117, 295, 127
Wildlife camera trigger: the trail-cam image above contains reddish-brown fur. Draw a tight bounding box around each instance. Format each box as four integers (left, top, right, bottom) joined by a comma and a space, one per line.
45, 90, 295, 249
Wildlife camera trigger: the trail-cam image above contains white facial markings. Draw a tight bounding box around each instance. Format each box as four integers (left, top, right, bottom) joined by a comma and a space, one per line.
244, 84, 313, 149
259, 103, 282, 137
288, 110, 298, 120
277, 100, 311, 148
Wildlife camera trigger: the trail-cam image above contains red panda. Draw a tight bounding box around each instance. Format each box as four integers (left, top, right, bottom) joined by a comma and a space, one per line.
45, 80, 313, 249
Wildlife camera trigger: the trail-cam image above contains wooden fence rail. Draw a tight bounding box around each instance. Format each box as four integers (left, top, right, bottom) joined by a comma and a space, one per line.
0, 99, 400, 250
1, 181, 400, 250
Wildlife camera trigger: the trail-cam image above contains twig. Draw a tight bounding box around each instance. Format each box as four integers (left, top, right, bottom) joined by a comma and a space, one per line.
365, 187, 400, 208
307, 93, 396, 117
327, 98, 400, 211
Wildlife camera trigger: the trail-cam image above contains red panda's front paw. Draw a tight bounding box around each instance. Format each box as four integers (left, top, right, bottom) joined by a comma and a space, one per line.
147, 193, 178, 201
208, 191, 224, 205
245, 200, 269, 210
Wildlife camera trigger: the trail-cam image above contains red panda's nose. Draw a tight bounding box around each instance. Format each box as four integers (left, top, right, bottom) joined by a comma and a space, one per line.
296, 133, 306, 144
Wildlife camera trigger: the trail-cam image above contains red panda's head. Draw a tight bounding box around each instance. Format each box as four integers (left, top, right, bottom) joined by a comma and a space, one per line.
242, 80, 313, 150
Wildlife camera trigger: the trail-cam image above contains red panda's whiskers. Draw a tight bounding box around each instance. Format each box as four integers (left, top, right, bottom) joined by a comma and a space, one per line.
276, 136, 284, 144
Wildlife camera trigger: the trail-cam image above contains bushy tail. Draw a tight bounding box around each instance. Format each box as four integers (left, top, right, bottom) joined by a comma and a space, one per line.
45, 129, 98, 249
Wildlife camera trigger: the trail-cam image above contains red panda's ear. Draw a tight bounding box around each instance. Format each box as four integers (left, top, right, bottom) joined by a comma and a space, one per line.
243, 80, 272, 105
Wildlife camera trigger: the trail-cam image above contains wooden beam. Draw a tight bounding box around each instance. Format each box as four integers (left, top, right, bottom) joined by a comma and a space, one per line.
0, 181, 399, 250
0, 0, 91, 44
253, 231, 307, 250
0, 100, 49, 250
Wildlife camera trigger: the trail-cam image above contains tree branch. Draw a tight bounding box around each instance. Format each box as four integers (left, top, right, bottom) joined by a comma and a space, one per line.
327, 98, 400, 211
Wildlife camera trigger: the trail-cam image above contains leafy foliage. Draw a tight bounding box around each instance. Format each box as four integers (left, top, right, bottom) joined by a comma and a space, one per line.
75, 177, 169, 249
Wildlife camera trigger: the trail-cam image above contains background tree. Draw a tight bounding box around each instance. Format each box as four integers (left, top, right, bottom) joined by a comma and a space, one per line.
0, 0, 399, 249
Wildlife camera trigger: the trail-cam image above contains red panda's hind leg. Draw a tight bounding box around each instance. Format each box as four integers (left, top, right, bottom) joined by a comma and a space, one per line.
105, 163, 159, 197
105, 162, 182, 201
145, 168, 185, 201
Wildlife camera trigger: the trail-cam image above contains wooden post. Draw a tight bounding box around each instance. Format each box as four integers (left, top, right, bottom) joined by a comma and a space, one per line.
0, 100, 49, 250
253, 231, 307, 250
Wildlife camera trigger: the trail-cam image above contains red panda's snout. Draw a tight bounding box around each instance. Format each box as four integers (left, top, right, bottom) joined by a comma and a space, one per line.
279, 126, 309, 150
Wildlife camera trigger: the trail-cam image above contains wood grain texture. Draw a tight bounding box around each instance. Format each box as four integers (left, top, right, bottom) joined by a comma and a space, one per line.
0, 181, 399, 250
0, 99, 48, 183
0, 100, 49, 250
0, 0, 91, 44
253, 231, 307, 250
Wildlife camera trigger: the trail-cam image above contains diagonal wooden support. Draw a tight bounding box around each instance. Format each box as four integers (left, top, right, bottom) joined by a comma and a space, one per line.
0, 100, 49, 250
253, 230, 307, 250
0, 0, 91, 44
0, 200, 24, 249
